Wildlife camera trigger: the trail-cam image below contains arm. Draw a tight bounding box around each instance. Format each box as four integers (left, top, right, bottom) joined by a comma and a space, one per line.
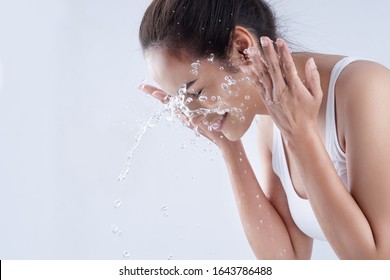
245, 36, 390, 259
219, 117, 312, 259
285, 62, 390, 259
139, 82, 312, 259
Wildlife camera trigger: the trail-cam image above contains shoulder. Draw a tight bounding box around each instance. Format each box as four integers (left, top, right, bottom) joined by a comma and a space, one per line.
335, 60, 390, 140
337, 59, 390, 105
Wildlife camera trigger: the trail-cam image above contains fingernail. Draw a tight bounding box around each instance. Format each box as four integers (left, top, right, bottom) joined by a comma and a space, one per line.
309, 58, 317, 70
152, 91, 166, 99
260, 37, 269, 47
276, 38, 284, 48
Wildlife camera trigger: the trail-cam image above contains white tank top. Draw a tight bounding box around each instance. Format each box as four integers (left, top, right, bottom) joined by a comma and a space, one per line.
271, 57, 361, 240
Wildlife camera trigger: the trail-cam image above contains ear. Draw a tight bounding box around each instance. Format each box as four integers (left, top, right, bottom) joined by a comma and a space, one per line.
229, 26, 259, 65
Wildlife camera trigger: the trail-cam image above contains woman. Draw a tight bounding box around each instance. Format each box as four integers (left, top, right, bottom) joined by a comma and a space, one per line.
138, 0, 390, 259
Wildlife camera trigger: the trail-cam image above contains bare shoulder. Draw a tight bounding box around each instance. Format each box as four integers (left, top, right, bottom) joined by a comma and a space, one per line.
335, 60, 390, 141
337, 59, 390, 104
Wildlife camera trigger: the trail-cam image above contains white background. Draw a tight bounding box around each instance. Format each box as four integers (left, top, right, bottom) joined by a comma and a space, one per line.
0, 0, 389, 260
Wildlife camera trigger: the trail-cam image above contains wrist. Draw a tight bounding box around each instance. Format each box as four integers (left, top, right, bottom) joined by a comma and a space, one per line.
283, 125, 321, 153
219, 139, 244, 158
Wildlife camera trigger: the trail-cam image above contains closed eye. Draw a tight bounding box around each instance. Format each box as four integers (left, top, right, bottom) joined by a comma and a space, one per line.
189, 89, 203, 98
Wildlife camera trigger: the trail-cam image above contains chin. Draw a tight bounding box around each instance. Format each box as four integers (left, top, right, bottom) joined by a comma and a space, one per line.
223, 126, 247, 142
223, 117, 253, 142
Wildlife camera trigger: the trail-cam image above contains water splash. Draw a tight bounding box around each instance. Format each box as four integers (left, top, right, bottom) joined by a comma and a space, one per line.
117, 111, 164, 181
123, 251, 130, 258
118, 83, 242, 181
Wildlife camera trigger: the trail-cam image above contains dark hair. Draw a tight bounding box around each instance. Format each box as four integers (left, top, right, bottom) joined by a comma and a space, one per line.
139, 0, 278, 60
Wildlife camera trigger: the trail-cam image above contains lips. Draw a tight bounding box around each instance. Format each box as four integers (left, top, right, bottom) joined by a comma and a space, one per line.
210, 113, 227, 131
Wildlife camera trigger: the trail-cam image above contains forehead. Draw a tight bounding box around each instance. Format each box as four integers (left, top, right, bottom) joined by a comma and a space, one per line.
145, 48, 207, 94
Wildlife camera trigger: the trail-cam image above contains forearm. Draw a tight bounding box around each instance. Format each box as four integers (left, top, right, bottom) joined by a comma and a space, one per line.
286, 130, 377, 259
220, 141, 301, 259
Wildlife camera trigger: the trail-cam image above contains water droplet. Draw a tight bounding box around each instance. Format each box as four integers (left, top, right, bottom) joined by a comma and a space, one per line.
225, 76, 237, 85
181, 143, 187, 149
178, 84, 187, 95
221, 83, 229, 90
260, 219, 263, 224
112, 225, 119, 233
240, 116, 246, 123
168, 255, 174, 260
191, 62, 200, 69
123, 251, 130, 258
185, 97, 193, 104
245, 95, 251, 100
161, 205, 169, 217
199, 96, 208, 102
211, 96, 216, 102
207, 53, 215, 63
258, 204, 263, 209
256, 195, 260, 200
191, 69, 199, 76
113, 200, 122, 209
239, 158, 243, 162
118, 231, 124, 237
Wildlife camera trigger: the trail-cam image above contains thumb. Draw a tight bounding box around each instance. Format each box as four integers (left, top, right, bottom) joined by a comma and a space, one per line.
305, 58, 322, 100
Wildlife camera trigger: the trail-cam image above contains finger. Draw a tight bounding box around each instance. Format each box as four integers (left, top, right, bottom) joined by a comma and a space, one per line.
276, 38, 300, 86
305, 58, 323, 100
138, 84, 169, 104
260, 36, 287, 90
246, 47, 273, 94
240, 65, 269, 104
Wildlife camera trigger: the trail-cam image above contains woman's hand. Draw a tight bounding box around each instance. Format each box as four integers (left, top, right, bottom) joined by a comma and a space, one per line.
241, 37, 323, 144
138, 84, 234, 149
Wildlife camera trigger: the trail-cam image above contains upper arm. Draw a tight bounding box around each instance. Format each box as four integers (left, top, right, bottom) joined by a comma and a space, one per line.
257, 116, 313, 259
341, 61, 390, 257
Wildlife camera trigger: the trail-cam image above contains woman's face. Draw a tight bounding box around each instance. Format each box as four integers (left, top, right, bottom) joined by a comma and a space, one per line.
145, 48, 264, 141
